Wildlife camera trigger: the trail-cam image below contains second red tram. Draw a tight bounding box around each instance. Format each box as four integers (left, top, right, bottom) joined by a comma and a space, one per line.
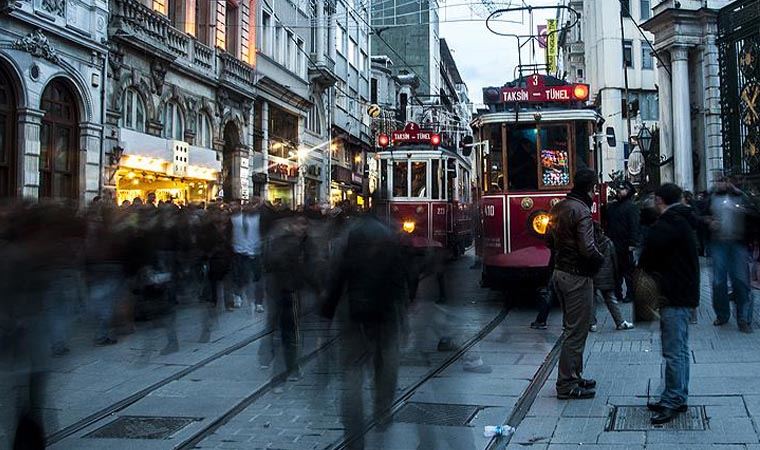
474, 74, 602, 287
376, 122, 474, 256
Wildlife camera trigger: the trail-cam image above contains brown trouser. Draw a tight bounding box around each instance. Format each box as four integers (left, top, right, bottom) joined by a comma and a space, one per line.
553, 270, 594, 394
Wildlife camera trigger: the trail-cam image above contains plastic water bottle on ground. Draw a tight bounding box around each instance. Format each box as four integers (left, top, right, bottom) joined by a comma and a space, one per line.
483, 424, 515, 438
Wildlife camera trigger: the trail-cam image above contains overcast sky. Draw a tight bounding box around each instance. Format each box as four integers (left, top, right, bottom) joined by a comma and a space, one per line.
439, 1, 558, 106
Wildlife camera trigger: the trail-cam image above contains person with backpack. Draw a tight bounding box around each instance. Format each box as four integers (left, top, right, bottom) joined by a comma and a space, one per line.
591, 223, 634, 332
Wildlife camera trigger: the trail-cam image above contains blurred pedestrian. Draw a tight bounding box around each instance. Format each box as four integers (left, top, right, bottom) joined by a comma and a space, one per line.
706, 175, 755, 333
229, 199, 263, 311
548, 168, 603, 400
605, 180, 641, 303
323, 206, 406, 450
590, 223, 633, 331
639, 183, 699, 424
198, 206, 233, 343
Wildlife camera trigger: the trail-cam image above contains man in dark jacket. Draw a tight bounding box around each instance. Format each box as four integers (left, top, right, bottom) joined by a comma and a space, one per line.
323, 209, 406, 450
605, 180, 641, 303
548, 168, 604, 399
639, 183, 699, 425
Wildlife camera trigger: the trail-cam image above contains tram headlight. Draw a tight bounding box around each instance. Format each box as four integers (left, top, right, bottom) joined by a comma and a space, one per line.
402, 220, 416, 234
530, 212, 551, 236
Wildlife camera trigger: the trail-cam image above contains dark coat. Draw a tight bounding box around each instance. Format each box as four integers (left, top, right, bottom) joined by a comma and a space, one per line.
606, 196, 641, 250
548, 191, 604, 277
639, 205, 700, 308
593, 233, 618, 292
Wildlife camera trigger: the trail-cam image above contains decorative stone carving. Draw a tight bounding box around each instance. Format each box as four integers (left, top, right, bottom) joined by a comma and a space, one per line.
13, 29, 60, 64
0, 0, 19, 14
242, 100, 253, 125
150, 59, 167, 95
216, 88, 229, 117
108, 44, 125, 80
41, 0, 65, 18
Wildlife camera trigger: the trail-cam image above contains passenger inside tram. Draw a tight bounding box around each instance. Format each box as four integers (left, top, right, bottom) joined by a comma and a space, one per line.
508, 133, 539, 191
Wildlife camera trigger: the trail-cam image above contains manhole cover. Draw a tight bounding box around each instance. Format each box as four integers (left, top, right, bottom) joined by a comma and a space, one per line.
84, 416, 201, 439
393, 402, 482, 426
607, 406, 707, 431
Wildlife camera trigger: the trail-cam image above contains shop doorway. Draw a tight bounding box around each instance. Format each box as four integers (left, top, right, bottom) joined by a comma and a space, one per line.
40, 79, 79, 200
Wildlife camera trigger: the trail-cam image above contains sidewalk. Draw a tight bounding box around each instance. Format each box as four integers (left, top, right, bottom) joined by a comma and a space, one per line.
509, 265, 760, 449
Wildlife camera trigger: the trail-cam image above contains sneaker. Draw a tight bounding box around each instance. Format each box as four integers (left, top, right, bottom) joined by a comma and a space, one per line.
589, 325, 598, 332
616, 321, 634, 331
739, 323, 754, 334
557, 386, 596, 400
578, 378, 596, 389
255, 304, 265, 313
233, 295, 243, 308
530, 321, 548, 330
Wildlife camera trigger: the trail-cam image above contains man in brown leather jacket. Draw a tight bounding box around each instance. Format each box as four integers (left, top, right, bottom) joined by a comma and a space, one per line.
549, 168, 604, 399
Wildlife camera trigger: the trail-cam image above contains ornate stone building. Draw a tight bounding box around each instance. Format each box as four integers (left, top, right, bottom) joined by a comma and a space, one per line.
0, 0, 109, 202
105, 0, 258, 205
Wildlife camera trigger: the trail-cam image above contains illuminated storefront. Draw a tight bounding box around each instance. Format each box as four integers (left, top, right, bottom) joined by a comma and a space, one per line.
267, 156, 297, 208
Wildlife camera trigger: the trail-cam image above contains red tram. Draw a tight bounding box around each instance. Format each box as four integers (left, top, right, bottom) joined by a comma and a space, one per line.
376, 122, 474, 256
473, 74, 602, 287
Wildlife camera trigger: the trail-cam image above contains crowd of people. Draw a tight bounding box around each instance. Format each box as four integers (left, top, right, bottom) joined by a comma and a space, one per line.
544, 168, 759, 428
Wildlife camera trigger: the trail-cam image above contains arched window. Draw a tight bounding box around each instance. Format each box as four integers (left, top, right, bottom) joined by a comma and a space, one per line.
40, 79, 79, 200
197, 112, 213, 148
163, 101, 184, 141
0, 65, 15, 199
306, 101, 321, 135
122, 88, 146, 132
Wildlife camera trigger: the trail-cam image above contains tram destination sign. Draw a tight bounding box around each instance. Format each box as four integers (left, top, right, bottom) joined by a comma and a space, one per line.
493, 74, 589, 104
390, 122, 440, 146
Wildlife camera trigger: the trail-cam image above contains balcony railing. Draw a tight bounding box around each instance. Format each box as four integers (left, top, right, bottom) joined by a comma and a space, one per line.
219, 51, 256, 89
111, 0, 255, 93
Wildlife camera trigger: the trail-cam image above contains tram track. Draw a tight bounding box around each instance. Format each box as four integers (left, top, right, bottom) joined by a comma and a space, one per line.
45, 323, 277, 445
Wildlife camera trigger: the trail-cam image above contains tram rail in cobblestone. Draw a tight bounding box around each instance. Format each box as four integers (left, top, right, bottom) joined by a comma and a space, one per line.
45, 326, 276, 446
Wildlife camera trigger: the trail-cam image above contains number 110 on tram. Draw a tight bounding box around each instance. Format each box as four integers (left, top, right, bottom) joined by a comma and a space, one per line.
474, 73, 602, 289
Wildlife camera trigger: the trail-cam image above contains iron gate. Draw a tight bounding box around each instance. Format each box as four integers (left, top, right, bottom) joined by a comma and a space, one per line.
718, 0, 760, 188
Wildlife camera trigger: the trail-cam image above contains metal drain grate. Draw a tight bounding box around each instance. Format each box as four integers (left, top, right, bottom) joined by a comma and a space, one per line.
84, 416, 200, 440
393, 402, 482, 426
607, 406, 707, 431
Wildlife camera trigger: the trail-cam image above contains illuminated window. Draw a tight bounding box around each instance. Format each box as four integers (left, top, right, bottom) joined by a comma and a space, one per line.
122, 88, 145, 132
163, 101, 184, 141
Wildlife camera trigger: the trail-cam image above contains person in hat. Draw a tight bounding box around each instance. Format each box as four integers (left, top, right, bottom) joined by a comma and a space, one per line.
605, 180, 641, 303
548, 168, 604, 399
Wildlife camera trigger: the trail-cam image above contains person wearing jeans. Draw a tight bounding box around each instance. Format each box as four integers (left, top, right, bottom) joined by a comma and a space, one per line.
639, 183, 700, 425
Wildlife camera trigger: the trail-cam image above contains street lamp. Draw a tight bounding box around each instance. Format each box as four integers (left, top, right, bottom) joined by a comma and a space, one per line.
638, 124, 653, 156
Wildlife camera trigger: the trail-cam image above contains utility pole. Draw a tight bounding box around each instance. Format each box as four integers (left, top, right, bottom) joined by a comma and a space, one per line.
620, 0, 633, 175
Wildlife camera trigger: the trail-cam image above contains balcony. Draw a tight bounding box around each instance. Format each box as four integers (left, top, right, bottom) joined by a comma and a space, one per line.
218, 52, 256, 93
111, 0, 256, 97
309, 55, 338, 88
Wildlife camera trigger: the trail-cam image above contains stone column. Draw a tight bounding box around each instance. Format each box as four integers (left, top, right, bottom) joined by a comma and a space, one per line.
316, 0, 326, 64
671, 45, 694, 191
328, 9, 336, 62
17, 108, 44, 200
702, 33, 723, 188
657, 54, 674, 184
262, 100, 269, 200
80, 122, 104, 204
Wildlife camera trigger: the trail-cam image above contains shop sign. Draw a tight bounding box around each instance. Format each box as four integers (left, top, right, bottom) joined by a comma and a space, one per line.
268, 162, 298, 180
499, 74, 589, 104
332, 165, 352, 184
252, 172, 268, 183
352, 173, 363, 184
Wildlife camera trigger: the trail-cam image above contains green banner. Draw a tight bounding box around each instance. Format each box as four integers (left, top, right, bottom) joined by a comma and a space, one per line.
546, 19, 558, 74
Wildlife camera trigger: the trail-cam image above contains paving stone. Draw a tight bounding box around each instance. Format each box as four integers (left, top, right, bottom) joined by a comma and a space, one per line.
550, 417, 607, 444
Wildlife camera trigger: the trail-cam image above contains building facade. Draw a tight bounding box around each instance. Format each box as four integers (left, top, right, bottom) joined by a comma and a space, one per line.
559, 0, 660, 180
0, 0, 109, 203
643, 0, 731, 192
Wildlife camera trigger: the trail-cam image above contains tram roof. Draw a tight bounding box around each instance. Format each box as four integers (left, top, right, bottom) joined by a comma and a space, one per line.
471, 109, 601, 127
376, 145, 473, 167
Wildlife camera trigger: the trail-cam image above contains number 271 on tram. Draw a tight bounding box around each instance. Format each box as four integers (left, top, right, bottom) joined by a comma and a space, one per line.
473, 74, 602, 288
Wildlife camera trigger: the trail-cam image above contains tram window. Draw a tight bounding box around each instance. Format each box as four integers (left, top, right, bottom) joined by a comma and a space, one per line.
507, 126, 539, 191
485, 124, 503, 192
431, 159, 441, 200
393, 161, 408, 197
575, 124, 590, 170
538, 126, 571, 189
411, 161, 427, 198
380, 159, 388, 199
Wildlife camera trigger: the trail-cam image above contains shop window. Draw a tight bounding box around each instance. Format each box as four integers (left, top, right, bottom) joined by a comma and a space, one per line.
163, 101, 184, 141
40, 79, 79, 200
197, 113, 213, 148
226, 0, 240, 57
122, 88, 145, 132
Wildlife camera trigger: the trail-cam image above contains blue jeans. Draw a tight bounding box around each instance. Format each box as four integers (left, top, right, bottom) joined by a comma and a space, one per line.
711, 241, 753, 325
660, 307, 691, 409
